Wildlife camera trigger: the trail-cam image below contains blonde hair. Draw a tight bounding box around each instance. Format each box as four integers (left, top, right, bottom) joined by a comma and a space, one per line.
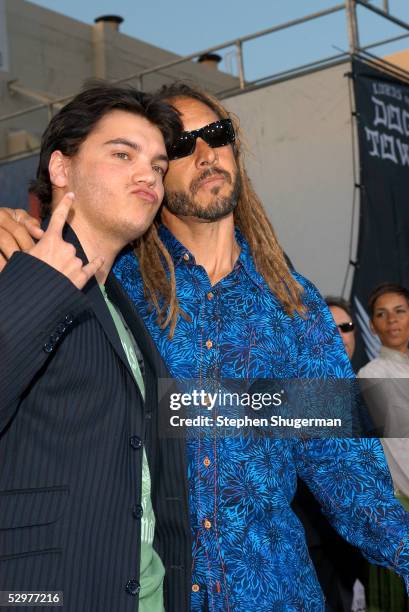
134, 83, 304, 338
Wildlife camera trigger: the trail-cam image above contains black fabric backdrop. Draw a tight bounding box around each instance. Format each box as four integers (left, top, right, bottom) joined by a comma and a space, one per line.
0, 154, 38, 210
351, 58, 409, 369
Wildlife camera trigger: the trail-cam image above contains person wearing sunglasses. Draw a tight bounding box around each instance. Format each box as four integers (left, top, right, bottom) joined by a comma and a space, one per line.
326, 297, 356, 361
2, 83, 409, 612
294, 296, 367, 612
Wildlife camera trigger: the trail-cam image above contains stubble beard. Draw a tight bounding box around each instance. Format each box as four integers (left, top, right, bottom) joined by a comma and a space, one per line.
69, 170, 155, 243
164, 168, 241, 221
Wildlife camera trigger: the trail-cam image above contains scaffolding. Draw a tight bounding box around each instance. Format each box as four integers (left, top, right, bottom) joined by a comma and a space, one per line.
1, 0, 409, 162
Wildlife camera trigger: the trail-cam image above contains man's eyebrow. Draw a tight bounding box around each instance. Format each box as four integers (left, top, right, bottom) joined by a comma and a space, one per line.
103, 138, 168, 163
104, 138, 141, 150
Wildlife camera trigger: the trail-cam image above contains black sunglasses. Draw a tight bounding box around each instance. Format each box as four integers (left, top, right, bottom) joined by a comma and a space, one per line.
168, 118, 235, 161
337, 321, 355, 333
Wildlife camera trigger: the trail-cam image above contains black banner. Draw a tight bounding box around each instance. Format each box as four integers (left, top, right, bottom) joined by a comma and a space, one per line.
0, 154, 38, 211
351, 58, 409, 367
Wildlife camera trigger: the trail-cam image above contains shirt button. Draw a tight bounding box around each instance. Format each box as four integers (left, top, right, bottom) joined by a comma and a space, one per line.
43, 343, 54, 353
132, 504, 143, 519
192, 584, 200, 593
207, 291, 214, 300
183, 253, 190, 261
204, 519, 211, 529
206, 339, 213, 349
56, 323, 66, 334
125, 579, 140, 596
203, 456, 211, 467
64, 314, 73, 325
129, 435, 142, 450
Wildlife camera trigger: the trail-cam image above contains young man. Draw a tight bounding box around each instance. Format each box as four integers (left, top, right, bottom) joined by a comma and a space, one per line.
2, 83, 409, 611
0, 84, 190, 612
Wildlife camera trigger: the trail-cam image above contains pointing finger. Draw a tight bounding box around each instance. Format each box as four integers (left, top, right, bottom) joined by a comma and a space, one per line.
48, 192, 75, 235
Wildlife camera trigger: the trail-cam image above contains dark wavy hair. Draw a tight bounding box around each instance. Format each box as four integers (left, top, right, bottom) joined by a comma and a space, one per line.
368, 282, 409, 319
30, 83, 182, 218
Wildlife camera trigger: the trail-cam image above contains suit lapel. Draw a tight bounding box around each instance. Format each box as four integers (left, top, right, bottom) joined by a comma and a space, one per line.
84, 278, 139, 385
57, 223, 139, 386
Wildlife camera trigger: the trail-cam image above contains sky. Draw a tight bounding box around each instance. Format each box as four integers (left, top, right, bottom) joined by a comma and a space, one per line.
28, 1, 409, 83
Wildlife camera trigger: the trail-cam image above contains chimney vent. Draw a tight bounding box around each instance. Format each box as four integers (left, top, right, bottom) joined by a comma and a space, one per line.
94, 15, 124, 31
197, 53, 222, 70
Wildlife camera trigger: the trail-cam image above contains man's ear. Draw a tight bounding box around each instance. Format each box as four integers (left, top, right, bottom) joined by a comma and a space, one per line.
49, 151, 70, 188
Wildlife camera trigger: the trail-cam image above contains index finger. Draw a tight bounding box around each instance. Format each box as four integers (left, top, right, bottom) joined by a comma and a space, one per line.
47, 192, 75, 235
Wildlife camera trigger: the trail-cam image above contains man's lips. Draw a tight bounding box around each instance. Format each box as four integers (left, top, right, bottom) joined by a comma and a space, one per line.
197, 174, 226, 189
131, 188, 158, 203
190, 167, 232, 195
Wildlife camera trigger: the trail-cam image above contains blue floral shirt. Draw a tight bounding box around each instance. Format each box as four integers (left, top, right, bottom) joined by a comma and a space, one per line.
114, 226, 409, 611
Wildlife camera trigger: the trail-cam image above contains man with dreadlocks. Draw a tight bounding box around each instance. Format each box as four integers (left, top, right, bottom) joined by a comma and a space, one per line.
2, 83, 409, 611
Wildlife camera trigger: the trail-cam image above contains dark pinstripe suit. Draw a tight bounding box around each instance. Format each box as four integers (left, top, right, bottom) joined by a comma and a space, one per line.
0, 225, 191, 611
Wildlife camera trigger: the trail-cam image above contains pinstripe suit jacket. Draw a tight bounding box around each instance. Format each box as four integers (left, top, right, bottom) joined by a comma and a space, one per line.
0, 225, 191, 612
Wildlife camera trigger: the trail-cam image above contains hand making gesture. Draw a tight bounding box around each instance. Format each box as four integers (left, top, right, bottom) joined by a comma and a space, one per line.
28, 192, 104, 289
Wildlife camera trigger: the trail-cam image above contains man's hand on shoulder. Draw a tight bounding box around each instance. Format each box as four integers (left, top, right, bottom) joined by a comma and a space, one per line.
28, 192, 104, 290
0, 207, 44, 271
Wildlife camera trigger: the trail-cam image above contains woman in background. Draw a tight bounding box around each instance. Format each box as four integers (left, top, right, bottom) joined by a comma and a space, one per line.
358, 282, 409, 612
358, 282, 409, 499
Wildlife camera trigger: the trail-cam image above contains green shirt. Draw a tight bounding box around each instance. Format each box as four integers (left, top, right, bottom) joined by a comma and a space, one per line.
100, 285, 165, 612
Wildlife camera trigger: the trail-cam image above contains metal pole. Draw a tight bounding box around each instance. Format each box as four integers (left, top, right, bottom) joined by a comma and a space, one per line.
0, 4, 346, 122
345, 0, 360, 54
362, 30, 409, 52
355, 0, 409, 31
8, 82, 58, 105
114, 4, 345, 84
383, 0, 389, 13
236, 41, 245, 89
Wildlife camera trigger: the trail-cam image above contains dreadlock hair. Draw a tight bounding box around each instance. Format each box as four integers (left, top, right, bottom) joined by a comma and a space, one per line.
134, 82, 305, 338
133, 221, 180, 335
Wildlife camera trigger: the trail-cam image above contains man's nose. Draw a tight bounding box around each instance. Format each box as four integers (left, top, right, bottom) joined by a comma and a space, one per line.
194, 138, 217, 166
131, 163, 156, 186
